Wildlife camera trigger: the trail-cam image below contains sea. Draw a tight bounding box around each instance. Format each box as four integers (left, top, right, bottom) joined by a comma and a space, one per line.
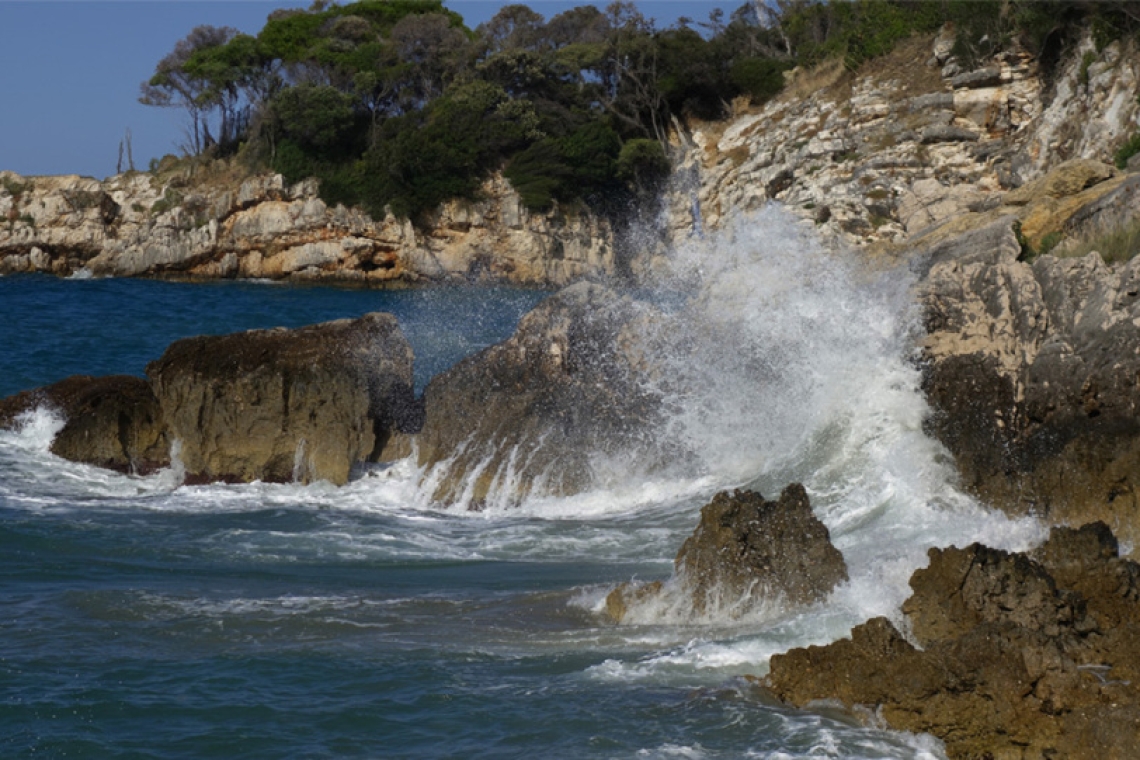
1, 208, 1045, 759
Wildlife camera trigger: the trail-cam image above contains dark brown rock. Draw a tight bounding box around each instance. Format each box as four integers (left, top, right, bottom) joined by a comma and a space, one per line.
764, 525, 1140, 760
147, 312, 415, 486
607, 485, 847, 621
676, 485, 848, 613
903, 543, 1095, 646
407, 282, 665, 506
0, 374, 168, 474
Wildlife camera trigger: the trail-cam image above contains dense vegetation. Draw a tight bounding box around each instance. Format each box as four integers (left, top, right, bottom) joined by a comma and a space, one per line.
142, 0, 1140, 225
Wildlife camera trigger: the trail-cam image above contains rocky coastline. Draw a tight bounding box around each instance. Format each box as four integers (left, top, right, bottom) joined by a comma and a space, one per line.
8, 28, 1140, 289
6, 26, 1140, 760
0, 169, 614, 288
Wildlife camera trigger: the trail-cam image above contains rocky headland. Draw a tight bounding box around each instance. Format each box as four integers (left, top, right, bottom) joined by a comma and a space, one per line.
6, 28, 1140, 288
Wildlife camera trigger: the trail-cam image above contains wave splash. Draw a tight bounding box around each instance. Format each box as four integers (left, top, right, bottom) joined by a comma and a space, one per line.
572, 205, 1043, 627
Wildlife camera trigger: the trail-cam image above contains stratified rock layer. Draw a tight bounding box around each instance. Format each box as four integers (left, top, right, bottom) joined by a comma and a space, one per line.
0, 170, 614, 288
661, 31, 1140, 264
147, 312, 416, 485
0, 374, 168, 474
606, 485, 847, 622
407, 281, 664, 507
764, 523, 1140, 760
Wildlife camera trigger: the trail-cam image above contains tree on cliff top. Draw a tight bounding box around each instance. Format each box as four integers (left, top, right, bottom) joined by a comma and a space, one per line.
139, 25, 244, 155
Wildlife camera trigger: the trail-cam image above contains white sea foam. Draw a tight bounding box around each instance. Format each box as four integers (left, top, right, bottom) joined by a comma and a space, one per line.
5, 405, 65, 452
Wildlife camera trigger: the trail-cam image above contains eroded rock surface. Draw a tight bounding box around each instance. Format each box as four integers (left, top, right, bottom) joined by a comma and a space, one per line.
0, 375, 168, 474
404, 281, 665, 507
607, 485, 847, 622
0, 170, 614, 288
764, 523, 1140, 760
918, 215, 1140, 547
651, 30, 1140, 277
147, 312, 417, 485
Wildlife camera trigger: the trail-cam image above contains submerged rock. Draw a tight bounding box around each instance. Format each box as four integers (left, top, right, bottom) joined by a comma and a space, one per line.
0, 374, 168, 474
763, 523, 1140, 759
607, 485, 847, 622
406, 281, 666, 506
147, 312, 417, 486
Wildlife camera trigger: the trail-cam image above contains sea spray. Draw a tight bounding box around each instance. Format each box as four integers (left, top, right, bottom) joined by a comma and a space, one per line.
629, 206, 1043, 627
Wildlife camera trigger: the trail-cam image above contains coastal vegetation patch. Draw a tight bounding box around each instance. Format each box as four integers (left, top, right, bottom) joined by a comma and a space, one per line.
139, 0, 1140, 227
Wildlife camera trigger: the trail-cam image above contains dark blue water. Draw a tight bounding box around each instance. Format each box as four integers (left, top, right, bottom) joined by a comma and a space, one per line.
0, 265, 966, 759
0, 274, 547, 397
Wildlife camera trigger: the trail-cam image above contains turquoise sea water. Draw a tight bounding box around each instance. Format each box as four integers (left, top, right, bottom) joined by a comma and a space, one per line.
1, 211, 1044, 758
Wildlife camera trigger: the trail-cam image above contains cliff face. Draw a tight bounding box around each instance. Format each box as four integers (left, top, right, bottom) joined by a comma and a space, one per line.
660, 31, 1140, 256
0, 169, 614, 287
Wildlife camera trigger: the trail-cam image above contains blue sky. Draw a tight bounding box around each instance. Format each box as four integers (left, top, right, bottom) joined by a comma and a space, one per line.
0, 1, 731, 180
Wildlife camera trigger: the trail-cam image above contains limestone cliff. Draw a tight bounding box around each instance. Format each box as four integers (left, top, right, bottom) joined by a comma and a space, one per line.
659, 31, 1140, 259
0, 168, 614, 287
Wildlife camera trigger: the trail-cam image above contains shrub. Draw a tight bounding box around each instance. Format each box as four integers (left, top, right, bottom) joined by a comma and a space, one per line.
1, 176, 31, 200
269, 84, 360, 152
504, 139, 570, 211
1079, 51, 1097, 87
358, 82, 533, 222
1115, 132, 1140, 169
1038, 231, 1063, 255
150, 187, 184, 216
617, 139, 670, 195
730, 58, 789, 105
62, 190, 101, 211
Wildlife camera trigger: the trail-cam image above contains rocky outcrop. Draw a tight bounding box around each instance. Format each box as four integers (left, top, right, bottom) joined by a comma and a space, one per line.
0, 375, 168, 474
606, 485, 847, 622
763, 523, 1140, 760
917, 213, 1140, 548
400, 281, 665, 507
0, 168, 614, 288
657, 30, 1140, 268
147, 312, 417, 486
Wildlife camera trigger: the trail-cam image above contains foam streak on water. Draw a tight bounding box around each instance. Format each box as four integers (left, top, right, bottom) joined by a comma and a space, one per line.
0, 210, 1044, 758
